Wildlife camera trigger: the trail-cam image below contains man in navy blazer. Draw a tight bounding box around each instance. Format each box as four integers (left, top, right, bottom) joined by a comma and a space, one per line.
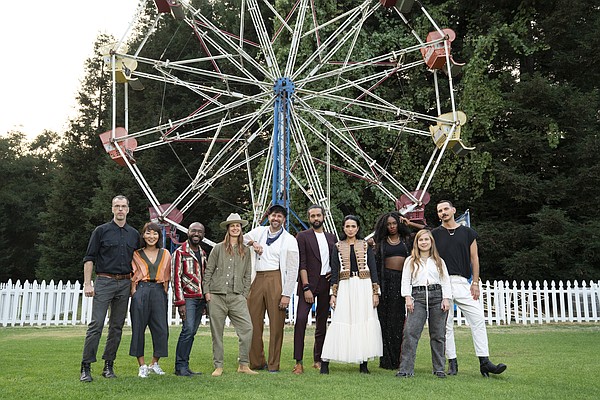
292, 205, 337, 374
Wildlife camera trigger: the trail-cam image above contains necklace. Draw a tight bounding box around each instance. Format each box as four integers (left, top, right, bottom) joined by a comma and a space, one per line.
447, 227, 458, 236
387, 236, 401, 245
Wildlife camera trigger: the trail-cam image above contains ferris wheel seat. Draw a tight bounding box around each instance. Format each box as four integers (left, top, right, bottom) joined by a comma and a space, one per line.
99, 127, 137, 166
442, 55, 466, 77
380, 0, 415, 13
449, 140, 475, 156
154, 0, 184, 20
420, 29, 457, 70
429, 111, 473, 155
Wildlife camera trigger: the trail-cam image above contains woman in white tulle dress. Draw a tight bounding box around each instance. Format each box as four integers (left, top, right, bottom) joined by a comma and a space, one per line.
320, 215, 383, 374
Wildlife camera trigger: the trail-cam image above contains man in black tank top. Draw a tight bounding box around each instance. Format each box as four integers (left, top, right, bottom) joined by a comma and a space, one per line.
431, 200, 507, 378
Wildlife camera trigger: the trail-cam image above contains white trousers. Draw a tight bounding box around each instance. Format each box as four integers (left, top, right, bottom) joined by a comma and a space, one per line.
445, 276, 489, 358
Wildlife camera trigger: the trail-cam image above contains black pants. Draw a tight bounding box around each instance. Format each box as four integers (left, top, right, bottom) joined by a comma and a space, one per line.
378, 269, 406, 369
129, 282, 169, 358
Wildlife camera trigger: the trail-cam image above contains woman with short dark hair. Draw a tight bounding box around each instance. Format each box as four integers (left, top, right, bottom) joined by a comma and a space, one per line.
130, 222, 171, 378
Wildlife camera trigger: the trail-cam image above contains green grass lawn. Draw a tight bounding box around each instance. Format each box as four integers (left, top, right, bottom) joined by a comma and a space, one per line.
1, 323, 599, 399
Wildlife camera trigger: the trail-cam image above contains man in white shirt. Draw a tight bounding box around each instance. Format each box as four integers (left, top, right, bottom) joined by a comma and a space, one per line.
244, 204, 299, 372
292, 205, 337, 374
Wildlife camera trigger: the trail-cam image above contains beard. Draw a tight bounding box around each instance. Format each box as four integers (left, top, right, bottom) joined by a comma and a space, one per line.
310, 220, 323, 229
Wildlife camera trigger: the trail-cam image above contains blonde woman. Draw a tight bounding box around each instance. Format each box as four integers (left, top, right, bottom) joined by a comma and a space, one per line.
396, 229, 451, 378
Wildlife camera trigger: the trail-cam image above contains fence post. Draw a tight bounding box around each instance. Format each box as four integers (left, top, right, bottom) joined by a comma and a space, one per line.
535, 281, 543, 324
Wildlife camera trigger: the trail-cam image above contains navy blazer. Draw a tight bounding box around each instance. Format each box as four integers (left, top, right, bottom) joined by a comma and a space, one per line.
295, 228, 337, 296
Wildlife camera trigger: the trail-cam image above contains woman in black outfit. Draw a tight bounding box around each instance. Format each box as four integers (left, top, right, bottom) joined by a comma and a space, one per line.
372, 212, 413, 370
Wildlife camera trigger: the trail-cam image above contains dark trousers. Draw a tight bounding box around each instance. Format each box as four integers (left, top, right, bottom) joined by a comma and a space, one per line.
293, 275, 330, 363
175, 298, 206, 371
378, 269, 406, 369
81, 276, 131, 364
129, 282, 169, 358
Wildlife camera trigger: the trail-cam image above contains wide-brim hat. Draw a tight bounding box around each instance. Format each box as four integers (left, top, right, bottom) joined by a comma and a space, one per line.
220, 213, 249, 229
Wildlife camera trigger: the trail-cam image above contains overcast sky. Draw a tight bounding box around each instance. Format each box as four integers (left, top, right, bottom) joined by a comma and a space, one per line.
0, 0, 140, 139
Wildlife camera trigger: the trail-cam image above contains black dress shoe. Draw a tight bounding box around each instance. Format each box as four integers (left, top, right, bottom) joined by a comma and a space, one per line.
80, 363, 92, 382
101, 360, 117, 378
479, 357, 507, 377
175, 369, 194, 377
447, 358, 458, 375
320, 361, 329, 374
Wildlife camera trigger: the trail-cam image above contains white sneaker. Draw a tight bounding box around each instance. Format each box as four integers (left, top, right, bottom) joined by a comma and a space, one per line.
148, 363, 165, 375
138, 365, 149, 378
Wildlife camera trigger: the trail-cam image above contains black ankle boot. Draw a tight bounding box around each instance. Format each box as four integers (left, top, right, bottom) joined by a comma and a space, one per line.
102, 360, 117, 378
359, 362, 370, 374
479, 357, 507, 377
320, 361, 329, 374
80, 362, 92, 382
447, 358, 458, 375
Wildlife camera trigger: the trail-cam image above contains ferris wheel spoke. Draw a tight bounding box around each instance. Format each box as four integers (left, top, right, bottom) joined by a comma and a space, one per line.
296, 105, 415, 200
289, 116, 328, 204
292, 1, 377, 83
284, 0, 310, 78
130, 94, 272, 150
129, 55, 272, 92
262, 0, 297, 41
184, 4, 275, 81
246, 0, 280, 77
299, 51, 425, 90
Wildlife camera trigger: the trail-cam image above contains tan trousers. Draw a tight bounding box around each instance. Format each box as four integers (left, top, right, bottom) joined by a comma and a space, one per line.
247, 270, 285, 371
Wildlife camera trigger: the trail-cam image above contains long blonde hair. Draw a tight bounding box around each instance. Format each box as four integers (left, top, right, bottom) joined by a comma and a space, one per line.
409, 229, 445, 279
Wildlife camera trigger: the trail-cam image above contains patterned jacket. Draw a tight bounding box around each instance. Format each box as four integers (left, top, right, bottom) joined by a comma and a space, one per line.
171, 240, 206, 307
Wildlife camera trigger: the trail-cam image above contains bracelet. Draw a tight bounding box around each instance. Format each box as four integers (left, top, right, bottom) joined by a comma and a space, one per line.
302, 284, 311, 292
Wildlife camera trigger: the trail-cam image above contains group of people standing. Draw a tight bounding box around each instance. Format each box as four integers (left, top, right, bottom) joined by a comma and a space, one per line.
79, 195, 506, 382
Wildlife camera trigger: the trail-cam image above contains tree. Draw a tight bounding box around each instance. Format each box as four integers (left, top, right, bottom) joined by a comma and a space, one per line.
0, 131, 57, 281
37, 35, 122, 281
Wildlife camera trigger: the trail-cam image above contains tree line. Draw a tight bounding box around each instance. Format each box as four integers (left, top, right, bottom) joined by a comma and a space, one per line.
1, 0, 598, 283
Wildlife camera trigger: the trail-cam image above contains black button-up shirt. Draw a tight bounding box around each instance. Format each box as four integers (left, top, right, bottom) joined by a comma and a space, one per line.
83, 220, 140, 275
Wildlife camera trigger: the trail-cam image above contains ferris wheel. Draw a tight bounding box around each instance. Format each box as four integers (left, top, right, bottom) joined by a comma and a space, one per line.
100, 0, 472, 236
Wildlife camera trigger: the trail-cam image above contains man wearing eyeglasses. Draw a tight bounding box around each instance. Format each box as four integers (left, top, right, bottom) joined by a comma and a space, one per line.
80, 195, 140, 382
244, 204, 299, 372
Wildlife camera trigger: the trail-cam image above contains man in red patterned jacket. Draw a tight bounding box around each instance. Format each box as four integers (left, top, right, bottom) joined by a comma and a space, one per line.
172, 222, 207, 376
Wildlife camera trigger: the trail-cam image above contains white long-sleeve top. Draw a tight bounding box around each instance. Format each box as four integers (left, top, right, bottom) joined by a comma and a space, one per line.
401, 256, 452, 299
243, 226, 299, 297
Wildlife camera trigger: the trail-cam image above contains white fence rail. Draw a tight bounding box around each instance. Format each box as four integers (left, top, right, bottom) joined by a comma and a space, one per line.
1, 279, 599, 327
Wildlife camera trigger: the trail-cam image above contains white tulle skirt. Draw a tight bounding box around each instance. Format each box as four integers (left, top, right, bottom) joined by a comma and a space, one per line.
321, 277, 383, 363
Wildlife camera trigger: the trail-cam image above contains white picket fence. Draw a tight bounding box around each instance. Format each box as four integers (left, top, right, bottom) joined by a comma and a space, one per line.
1, 279, 599, 327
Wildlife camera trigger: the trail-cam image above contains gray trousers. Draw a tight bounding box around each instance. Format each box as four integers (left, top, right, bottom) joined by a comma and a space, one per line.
82, 276, 131, 364
129, 281, 169, 358
208, 293, 253, 368
399, 288, 448, 375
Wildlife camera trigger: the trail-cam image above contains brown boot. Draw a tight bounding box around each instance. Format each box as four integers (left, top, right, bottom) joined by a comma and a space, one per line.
237, 364, 258, 375
211, 367, 223, 377
292, 363, 304, 375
